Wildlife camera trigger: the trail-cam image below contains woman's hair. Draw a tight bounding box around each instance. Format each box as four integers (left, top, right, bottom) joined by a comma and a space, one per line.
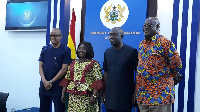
76, 41, 94, 59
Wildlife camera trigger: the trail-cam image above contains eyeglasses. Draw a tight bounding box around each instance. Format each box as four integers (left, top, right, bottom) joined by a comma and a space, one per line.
142, 24, 157, 28
49, 35, 61, 38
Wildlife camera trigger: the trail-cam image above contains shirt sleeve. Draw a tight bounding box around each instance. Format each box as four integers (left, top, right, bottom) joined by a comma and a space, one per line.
38, 46, 47, 62
131, 49, 139, 70
92, 62, 103, 81
62, 47, 72, 65
59, 65, 71, 87
65, 66, 71, 80
90, 61, 104, 90
167, 41, 182, 74
103, 52, 107, 72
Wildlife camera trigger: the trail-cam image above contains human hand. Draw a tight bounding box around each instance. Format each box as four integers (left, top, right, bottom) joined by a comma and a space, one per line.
132, 92, 138, 107
89, 96, 97, 104
61, 93, 66, 103
44, 80, 52, 90
101, 92, 105, 104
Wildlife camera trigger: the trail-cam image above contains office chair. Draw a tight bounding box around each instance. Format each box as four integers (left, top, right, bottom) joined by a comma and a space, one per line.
0, 92, 9, 112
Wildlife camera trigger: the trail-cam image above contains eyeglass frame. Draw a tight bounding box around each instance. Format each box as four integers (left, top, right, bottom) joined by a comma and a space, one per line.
142, 23, 158, 28
49, 35, 61, 38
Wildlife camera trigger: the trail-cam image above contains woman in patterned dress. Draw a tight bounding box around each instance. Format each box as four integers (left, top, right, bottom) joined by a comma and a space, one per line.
60, 41, 103, 112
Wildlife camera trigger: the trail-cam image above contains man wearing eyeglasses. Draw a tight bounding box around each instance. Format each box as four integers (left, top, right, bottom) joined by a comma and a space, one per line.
102, 27, 138, 112
135, 17, 182, 112
38, 28, 72, 112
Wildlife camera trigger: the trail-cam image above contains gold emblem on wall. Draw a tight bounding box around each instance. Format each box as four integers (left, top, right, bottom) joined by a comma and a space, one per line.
100, 0, 129, 29
104, 4, 125, 24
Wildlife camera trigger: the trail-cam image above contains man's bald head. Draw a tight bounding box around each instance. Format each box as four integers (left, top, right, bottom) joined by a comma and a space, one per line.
52, 28, 62, 35
145, 17, 160, 28
111, 27, 124, 37
143, 17, 160, 40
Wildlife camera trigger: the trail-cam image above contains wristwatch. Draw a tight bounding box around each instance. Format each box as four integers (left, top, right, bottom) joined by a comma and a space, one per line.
49, 80, 53, 84
92, 94, 97, 99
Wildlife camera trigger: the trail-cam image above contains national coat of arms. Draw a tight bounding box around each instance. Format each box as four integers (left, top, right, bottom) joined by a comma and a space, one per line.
100, 0, 129, 29
104, 4, 125, 24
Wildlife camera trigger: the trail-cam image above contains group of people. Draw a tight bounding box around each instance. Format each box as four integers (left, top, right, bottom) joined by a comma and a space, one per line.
38, 17, 182, 112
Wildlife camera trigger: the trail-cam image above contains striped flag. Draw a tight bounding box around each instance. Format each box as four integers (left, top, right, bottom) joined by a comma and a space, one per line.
69, 0, 83, 56
156, 0, 200, 112
67, 10, 76, 59
46, 0, 70, 45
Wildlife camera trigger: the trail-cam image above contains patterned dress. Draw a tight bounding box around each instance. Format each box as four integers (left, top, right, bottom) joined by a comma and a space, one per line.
136, 33, 182, 106
60, 59, 103, 112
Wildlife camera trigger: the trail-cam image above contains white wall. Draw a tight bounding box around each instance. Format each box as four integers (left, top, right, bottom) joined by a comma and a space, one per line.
0, 0, 46, 111
194, 22, 200, 112
157, 0, 174, 40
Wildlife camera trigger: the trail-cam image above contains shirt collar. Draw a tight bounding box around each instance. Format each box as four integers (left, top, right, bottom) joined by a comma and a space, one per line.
144, 33, 160, 43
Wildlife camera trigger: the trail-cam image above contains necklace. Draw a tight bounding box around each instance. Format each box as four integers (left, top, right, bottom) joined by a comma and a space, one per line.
79, 59, 89, 63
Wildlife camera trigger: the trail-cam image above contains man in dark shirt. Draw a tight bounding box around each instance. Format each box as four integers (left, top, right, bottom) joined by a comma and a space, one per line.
102, 27, 138, 112
38, 28, 71, 112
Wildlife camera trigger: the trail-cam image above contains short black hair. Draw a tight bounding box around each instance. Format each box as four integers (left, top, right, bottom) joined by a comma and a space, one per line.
76, 41, 94, 59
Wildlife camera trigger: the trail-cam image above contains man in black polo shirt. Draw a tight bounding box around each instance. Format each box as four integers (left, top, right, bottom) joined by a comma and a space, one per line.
102, 27, 138, 112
